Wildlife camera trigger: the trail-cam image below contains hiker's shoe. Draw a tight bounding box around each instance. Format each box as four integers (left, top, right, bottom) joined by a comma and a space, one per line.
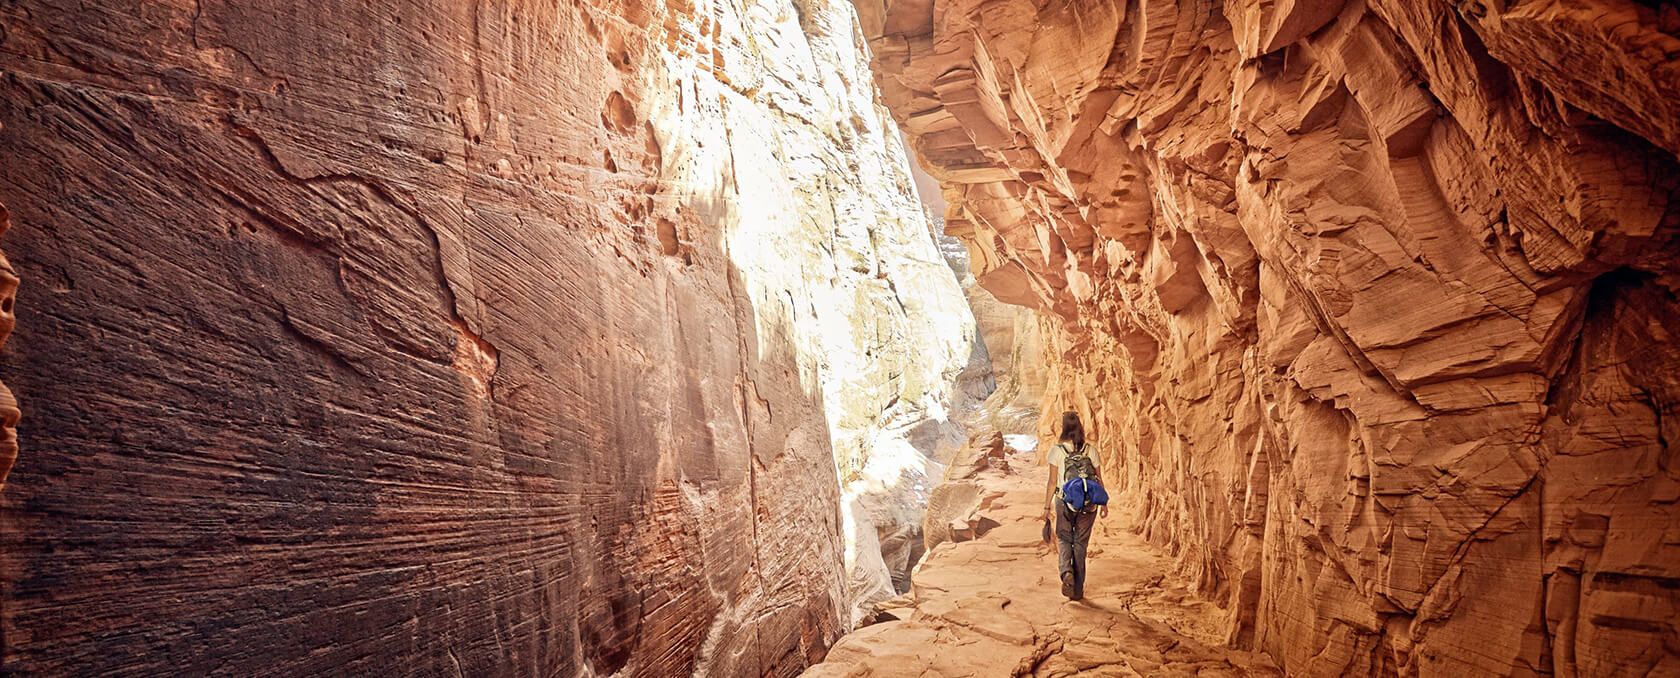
1061, 572, 1076, 598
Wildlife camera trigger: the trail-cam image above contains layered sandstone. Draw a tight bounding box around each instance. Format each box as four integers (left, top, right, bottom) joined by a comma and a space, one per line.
0, 0, 972, 674
856, 0, 1680, 675
913, 138, 1045, 436
0, 197, 15, 493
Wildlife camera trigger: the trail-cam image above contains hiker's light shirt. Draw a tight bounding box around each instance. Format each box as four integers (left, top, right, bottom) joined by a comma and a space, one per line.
1048, 443, 1068, 499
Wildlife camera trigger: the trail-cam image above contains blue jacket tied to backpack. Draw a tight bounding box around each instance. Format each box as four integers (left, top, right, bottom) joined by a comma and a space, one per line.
1061, 476, 1108, 512
1057, 443, 1108, 512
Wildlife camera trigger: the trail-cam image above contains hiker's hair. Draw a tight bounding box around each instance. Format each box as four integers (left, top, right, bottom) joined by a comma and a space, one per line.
1059, 411, 1085, 450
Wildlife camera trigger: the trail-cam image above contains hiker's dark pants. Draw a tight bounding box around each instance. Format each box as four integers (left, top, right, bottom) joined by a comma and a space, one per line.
1056, 500, 1097, 596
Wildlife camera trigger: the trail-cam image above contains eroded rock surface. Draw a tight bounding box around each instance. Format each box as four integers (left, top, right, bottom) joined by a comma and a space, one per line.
856, 0, 1680, 675
0, 196, 15, 493
0, 0, 971, 674
912, 136, 1044, 437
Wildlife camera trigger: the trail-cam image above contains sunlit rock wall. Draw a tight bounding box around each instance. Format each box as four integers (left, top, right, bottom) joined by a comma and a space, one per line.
855, 0, 1680, 675
0, 198, 15, 493
911, 138, 1042, 436
687, 0, 982, 625
0, 0, 970, 674
965, 286, 1044, 434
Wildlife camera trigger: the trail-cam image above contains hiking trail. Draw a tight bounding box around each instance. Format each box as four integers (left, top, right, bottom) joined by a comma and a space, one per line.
803, 445, 1282, 677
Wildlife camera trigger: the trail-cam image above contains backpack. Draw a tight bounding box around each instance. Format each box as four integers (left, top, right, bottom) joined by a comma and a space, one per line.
1058, 443, 1108, 512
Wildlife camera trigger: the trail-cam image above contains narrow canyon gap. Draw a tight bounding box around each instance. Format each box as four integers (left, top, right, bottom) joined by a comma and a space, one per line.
1, 1, 1679, 678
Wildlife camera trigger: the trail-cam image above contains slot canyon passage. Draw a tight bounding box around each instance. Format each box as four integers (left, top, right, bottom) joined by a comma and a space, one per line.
0, 0, 1678, 675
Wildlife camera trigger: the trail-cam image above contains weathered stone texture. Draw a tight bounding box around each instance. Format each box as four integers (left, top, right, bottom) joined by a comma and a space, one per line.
0, 0, 971, 674
856, 0, 1680, 674
0, 197, 15, 493
915, 149, 1045, 437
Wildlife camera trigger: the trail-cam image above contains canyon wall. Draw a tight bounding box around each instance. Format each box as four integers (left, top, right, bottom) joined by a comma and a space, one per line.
0, 0, 971, 674
913, 143, 1044, 436
965, 285, 1044, 434
856, 0, 1680, 675
0, 198, 15, 493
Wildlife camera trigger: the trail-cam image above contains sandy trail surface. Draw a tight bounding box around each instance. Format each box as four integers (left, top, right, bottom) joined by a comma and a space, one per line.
803, 447, 1281, 677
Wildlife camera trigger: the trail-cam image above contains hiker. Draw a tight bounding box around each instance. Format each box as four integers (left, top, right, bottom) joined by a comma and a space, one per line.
1039, 411, 1108, 600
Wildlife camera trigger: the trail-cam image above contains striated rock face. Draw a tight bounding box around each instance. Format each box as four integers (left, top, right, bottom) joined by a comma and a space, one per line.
682, 0, 980, 626
0, 0, 971, 674
856, 0, 1680, 675
0, 196, 15, 493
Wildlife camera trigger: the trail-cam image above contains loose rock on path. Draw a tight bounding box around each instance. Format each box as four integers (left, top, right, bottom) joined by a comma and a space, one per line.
803, 447, 1281, 678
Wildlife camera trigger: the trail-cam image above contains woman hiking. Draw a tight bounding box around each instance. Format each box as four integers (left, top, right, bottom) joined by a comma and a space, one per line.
1039, 411, 1107, 600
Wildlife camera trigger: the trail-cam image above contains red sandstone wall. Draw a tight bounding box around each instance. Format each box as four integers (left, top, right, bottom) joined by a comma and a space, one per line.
0, 1, 866, 674
0, 196, 15, 494
855, 0, 1680, 675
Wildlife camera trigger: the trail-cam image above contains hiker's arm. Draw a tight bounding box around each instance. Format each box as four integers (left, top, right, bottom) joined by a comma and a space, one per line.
1095, 457, 1109, 518
1040, 463, 1054, 520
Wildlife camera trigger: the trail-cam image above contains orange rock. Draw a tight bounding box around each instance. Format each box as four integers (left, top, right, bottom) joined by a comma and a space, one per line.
0, 0, 976, 674
856, 0, 1680, 674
